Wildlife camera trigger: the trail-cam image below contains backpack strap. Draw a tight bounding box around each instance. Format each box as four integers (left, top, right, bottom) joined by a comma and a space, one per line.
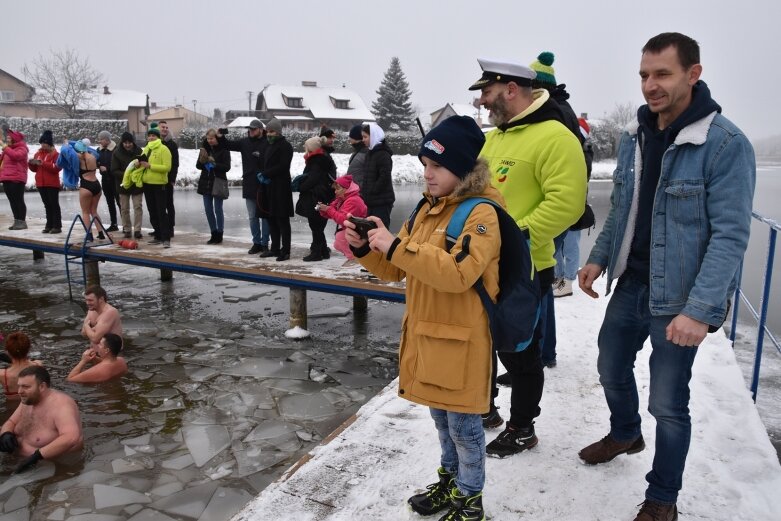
405, 197, 429, 234
444, 197, 497, 252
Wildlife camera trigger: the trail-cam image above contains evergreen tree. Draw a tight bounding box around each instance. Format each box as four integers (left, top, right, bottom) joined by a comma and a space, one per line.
371, 57, 415, 131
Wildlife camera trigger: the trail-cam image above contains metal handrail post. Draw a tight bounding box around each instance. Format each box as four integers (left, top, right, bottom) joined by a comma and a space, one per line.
730, 260, 744, 345
750, 227, 777, 401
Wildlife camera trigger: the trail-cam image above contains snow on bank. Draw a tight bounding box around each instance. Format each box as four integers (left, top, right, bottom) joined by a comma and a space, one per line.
20, 144, 616, 188
233, 277, 781, 521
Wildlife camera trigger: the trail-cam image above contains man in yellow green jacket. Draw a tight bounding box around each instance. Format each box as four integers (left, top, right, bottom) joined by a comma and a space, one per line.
469, 58, 587, 457
140, 123, 173, 247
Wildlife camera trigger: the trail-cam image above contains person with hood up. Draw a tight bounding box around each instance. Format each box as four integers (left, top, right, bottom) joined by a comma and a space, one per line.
0, 129, 30, 230
28, 130, 62, 233
360, 122, 394, 228
345, 124, 368, 187
344, 115, 498, 521
295, 136, 336, 262
195, 129, 231, 245
111, 132, 144, 239
316, 174, 367, 264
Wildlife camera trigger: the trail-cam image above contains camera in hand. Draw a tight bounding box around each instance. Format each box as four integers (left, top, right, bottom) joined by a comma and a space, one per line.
348, 216, 378, 240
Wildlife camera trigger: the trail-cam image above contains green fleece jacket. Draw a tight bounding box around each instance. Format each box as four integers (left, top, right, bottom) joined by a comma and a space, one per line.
140, 138, 172, 186
480, 89, 587, 270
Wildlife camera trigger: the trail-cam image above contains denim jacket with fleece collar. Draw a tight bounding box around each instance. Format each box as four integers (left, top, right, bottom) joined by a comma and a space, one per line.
587, 111, 756, 326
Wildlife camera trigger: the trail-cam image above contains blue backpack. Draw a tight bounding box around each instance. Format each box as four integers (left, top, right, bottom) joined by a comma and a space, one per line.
407, 197, 541, 352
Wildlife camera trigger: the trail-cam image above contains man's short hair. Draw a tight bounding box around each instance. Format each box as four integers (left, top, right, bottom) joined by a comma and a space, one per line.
19, 365, 51, 387
642, 32, 700, 69
159, 120, 168, 125
85, 285, 108, 301
103, 333, 123, 357
5, 331, 31, 360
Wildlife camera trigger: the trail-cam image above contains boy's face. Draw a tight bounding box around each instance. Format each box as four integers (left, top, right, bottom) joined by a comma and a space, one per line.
421, 156, 460, 198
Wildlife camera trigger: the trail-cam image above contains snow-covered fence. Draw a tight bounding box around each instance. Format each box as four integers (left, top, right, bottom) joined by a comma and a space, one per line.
0, 116, 127, 143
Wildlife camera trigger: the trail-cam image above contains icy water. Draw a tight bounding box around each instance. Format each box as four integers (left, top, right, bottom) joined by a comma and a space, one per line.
1, 172, 780, 518
0, 186, 423, 520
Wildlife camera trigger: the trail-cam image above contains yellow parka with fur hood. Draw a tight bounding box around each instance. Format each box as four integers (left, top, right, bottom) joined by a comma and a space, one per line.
357, 159, 501, 414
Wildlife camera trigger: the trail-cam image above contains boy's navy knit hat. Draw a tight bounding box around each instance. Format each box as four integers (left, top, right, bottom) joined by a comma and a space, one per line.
348, 124, 363, 141
418, 115, 485, 179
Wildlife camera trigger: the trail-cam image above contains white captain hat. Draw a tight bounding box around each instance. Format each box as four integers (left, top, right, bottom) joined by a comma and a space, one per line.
468, 58, 537, 91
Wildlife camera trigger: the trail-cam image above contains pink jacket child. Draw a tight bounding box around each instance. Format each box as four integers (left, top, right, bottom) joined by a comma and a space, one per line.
317, 174, 367, 260
0, 130, 30, 183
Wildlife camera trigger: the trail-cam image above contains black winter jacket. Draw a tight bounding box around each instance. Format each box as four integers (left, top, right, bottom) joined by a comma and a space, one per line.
162, 136, 179, 183
195, 140, 231, 196
361, 141, 394, 207
223, 135, 268, 199
296, 151, 336, 219
259, 137, 294, 217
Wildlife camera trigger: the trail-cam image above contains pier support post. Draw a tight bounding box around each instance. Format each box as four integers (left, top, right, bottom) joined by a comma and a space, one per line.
160, 268, 173, 282
32, 250, 45, 261
85, 259, 101, 287
353, 296, 368, 313
290, 288, 307, 330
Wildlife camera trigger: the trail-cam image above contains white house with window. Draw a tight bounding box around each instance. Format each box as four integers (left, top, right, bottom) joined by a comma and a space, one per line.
247, 81, 375, 132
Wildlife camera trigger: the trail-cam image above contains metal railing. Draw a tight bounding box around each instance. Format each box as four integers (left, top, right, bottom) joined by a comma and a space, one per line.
729, 210, 780, 401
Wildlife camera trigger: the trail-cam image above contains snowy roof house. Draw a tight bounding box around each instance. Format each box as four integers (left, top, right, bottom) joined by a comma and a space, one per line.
256, 81, 374, 132
430, 101, 487, 128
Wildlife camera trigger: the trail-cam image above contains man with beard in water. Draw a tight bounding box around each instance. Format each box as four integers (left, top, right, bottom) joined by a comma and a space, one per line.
0, 366, 83, 473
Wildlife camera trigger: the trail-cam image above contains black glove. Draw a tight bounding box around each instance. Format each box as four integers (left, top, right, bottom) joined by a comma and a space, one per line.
0, 431, 18, 453
13, 449, 43, 474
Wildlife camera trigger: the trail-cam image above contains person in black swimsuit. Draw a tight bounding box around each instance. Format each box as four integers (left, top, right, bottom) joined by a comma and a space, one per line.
74, 140, 105, 240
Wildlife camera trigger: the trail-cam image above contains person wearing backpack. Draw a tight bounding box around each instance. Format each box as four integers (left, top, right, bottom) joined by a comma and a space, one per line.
345, 115, 499, 521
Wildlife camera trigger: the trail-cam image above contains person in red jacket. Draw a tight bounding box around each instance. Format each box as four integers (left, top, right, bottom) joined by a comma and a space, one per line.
316, 174, 367, 264
0, 129, 30, 230
28, 130, 63, 233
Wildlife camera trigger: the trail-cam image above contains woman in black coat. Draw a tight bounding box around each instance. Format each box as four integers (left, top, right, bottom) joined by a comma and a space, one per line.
258, 123, 295, 261
295, 136, 336, 262
196, 129, 231, 244
361, 122, 395, 228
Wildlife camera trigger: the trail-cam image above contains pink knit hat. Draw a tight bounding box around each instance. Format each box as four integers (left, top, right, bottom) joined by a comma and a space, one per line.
335, 175, 353, 189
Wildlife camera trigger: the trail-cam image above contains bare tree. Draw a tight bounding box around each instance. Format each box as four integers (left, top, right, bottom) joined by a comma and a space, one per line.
22, 48, 105, 118
606, 102, 638, 130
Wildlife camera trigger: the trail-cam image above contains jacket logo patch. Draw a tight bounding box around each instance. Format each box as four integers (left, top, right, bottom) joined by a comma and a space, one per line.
476, 224, 487, 234
424, 139, 445, 155
495, 166, 509, 183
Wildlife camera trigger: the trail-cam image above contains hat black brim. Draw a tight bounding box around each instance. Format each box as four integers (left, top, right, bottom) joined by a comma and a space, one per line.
468, 78, 494, 91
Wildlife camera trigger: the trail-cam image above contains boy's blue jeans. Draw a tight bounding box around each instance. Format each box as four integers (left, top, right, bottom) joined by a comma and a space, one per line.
597, 275, 698, 504
554, 229, 581, 281
429, 408, 485, 495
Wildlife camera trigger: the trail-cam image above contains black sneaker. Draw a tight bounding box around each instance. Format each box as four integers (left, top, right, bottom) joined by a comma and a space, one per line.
134, 231, 143, 239
303, 252, 324, 262
259, 249, 280, 258
481, 405, 503, 429
49, 228, 62, 234
276, 253, 290, 262
437, 488, 484, 521
408, 467, 454, 516
496, 372, 512, 387
107, 224, 119, 232
248, 244, 264, 254
486, 423, 538, 458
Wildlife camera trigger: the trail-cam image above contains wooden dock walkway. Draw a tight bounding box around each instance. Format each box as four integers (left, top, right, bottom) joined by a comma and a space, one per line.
0, 215, 405, 327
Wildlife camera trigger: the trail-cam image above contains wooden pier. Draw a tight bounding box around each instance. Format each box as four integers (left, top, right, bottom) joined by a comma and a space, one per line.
0, 216, 405, 329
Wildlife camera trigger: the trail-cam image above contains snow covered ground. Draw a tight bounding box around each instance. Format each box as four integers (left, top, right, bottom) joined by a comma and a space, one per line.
233, 277, 781, 521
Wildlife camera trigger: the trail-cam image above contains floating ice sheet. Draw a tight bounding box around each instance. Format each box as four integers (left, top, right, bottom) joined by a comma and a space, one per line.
233, 449, 289, 478
222, 358, 309, 379
161, 453, 194, 471
278, 393, 339, 421
0, 461, 55, 496
182, 425, 231, 467
3, 487, 29, 513
198, 487, 253, 521
149, 482, 218, 519
243, 420, 300, 442
126, 509, 178, 521
93, 484, 152, 509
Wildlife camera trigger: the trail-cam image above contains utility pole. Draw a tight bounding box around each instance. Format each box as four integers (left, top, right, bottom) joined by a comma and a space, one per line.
192, 99, 197, 115
247, 91, 253, 113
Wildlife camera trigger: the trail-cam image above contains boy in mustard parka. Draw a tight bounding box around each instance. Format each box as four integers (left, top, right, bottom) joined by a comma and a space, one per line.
345, 116, 500, 521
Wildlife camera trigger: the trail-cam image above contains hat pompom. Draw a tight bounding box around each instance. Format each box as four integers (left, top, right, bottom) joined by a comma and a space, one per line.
537, 51, 555, 66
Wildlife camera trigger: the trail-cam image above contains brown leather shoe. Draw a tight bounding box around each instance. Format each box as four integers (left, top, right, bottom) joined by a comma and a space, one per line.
633, 500, 678, 521
578, 434, 645, 464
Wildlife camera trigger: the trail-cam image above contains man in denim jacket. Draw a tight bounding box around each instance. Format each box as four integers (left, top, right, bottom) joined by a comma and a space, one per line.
578, 32, 756, 521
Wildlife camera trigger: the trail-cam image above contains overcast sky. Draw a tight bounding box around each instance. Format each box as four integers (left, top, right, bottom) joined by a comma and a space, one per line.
5, 0, 779, 139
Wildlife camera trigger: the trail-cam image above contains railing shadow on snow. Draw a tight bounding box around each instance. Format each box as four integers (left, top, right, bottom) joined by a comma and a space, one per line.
729, 210, 780, 401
